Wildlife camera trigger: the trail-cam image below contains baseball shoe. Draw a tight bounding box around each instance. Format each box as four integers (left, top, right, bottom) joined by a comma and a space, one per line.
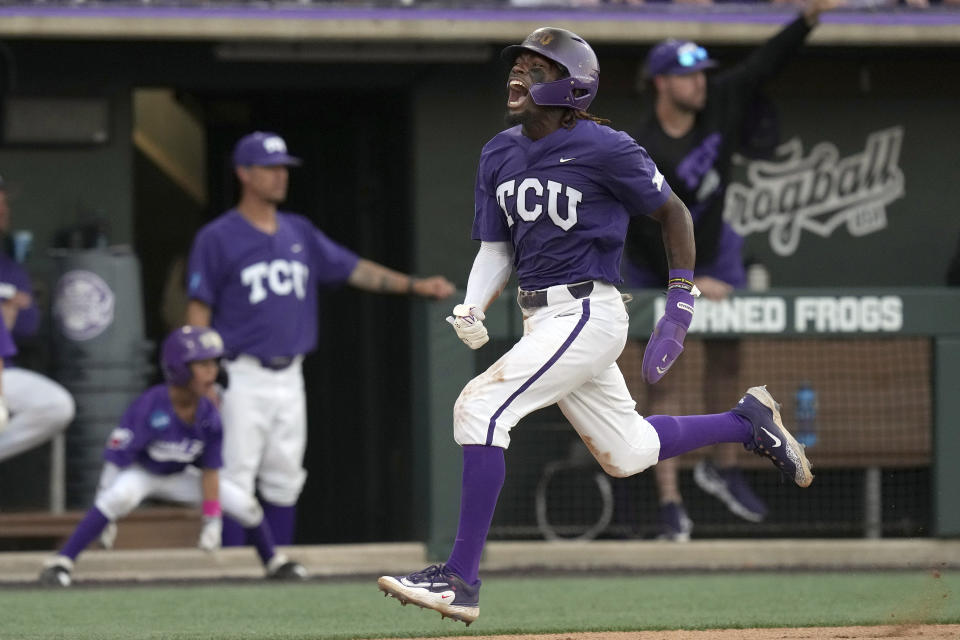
694, 460, 768, 523
656, 501, 692, 542
39, 555, 73, 587
378, 564, 480, 626
99, 521, 118, 549
265, 554, 308, 581
734, 385, 814, 488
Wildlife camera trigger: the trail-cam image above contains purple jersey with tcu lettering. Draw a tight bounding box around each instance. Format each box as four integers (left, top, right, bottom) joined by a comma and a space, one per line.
187, 210, 359, 361
103, 385, 222, 475
473, 120, 671, 290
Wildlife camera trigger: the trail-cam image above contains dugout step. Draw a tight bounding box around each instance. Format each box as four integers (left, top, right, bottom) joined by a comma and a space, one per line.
0, 506, 199, 551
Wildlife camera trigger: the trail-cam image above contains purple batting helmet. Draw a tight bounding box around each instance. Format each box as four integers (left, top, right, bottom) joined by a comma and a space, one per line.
161, 326, 224, 386
501, 27, 599, 111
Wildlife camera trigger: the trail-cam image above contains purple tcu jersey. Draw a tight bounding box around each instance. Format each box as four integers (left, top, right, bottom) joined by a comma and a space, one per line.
187, 210, 359, 361
0, 253, 39, 339
104, 385, 222, 475
473, 120, 671, 290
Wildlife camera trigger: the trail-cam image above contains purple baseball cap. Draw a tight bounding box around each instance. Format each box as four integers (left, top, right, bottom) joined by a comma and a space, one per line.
232, 131, 302, 167
644, 39, 717, 77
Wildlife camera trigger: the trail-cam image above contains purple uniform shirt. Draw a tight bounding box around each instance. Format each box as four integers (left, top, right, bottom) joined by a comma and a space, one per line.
0, 253, 40, 339
103, 385, 222, 475
187, 210, 359, 361
0, 314, 16, 360
473, 120, 670, 290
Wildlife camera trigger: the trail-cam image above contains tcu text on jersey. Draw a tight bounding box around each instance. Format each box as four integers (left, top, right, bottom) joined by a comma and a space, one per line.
496, 178, 583, 231
241, 259, 310, 304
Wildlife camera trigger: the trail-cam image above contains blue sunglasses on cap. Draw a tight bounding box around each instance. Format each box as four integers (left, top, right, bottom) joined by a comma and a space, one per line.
677, 44, 709, 68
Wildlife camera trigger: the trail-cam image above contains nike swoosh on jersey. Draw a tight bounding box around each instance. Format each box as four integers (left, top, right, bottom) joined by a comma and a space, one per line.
559, 157, 576, 163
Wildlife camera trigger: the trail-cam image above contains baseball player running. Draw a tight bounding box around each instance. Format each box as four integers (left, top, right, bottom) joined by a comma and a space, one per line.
186, 132, 454, 549
0, 176, 75, 465
378, 28, 813, 626
39, 326, 304, 587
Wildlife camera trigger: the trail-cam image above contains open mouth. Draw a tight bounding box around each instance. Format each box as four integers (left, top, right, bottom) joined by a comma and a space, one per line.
507, 79, 529, 109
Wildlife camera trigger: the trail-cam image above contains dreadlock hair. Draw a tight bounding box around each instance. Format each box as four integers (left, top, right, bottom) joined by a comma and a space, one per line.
560, 109, 611, 129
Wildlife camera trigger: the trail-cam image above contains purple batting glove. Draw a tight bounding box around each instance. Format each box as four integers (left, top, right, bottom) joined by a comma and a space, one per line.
642, 276, 696, 384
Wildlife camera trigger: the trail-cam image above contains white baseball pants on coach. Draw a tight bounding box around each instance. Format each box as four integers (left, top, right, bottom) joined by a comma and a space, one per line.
453, 281, 661, 478
219, 356, 307, 507
95, 465, 264, 527
0, 368, 75, 462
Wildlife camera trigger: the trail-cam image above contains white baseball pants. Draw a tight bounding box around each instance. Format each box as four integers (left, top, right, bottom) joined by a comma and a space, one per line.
95, 464, 263, 527
219, 356, 307, 507
454, 281, 661, 478
0, 368, 75, 462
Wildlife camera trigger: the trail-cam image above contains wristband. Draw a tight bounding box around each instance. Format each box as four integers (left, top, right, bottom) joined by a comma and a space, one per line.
667, 269, 695, 292
407, 276, 419, 296
202, 500, 222, 518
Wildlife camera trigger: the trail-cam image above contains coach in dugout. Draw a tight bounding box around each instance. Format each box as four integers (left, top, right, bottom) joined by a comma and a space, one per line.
0, 176, 75, 472
621, 0, 841, 541
185, 132, 454, 550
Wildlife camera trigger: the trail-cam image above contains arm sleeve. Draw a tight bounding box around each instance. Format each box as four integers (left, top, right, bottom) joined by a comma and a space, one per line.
714, 15, 813, 97
464, 241, 514, 309
186, 230, 220, 306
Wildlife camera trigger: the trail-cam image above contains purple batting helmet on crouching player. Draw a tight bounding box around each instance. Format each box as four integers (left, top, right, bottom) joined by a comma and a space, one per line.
501, 27, 599, 111
161, 326, 225, 386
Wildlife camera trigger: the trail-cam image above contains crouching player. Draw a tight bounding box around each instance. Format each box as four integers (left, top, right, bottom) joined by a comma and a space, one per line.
38, 326, 307, 587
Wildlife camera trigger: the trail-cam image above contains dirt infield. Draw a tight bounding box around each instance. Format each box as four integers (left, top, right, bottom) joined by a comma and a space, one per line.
386, 626, 960, 640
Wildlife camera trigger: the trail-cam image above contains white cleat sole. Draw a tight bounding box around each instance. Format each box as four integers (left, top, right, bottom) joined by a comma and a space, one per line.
746, 385, 814, 488
377, 576, 479, 625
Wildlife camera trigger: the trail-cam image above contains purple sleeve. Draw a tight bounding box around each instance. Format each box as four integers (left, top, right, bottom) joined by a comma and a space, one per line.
186, 228, 220, 306
471, 153, 511, 242
306, 222, 360, 286
604, 133, 672, 217
102, 398, 151, 468
0, 318, 17, 359
197, 401, 223, 470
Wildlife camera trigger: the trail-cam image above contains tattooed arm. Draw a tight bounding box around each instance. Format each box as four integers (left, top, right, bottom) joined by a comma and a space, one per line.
347, 258, 455, 300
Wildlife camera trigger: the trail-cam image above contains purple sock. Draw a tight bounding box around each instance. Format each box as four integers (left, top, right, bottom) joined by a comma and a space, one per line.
221, 515, 248, 546
262, 501, 296, 545
445, 445, 505, 585
60, 507, 109, 561
246, 520, 278, 566
649, 412, 753, 460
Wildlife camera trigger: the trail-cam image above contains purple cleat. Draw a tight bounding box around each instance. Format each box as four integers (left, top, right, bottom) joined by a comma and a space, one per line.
694, 460, 769, 523
378, 564, 480, 626
733, 386, 814, 488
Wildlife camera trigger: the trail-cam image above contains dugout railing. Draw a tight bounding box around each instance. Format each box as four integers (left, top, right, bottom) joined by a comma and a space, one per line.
411, 287, 960, 559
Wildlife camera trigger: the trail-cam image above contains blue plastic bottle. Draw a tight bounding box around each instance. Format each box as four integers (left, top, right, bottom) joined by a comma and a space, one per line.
795, 383, 818, 448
